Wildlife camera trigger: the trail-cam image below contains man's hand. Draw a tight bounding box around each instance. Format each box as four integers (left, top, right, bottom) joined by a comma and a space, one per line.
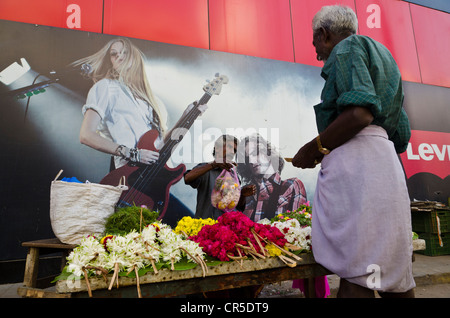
212, 161, 236, 171
292, 138, 323, 169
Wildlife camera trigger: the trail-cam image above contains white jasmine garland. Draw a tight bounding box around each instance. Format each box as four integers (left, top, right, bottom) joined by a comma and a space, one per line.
105, 251, 127, 273
180, 239, 205, 263
66, 251, 91, 277
140, 225, 161, 261
141, 224, 157, 242
105, 231, 147, 272
125, 231, 149, 269
66, 236, 108, 277
158, 227, 182, 264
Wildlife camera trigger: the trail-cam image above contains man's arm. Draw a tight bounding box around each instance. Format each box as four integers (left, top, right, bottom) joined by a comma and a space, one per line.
292, 106, 374, 168
184, 162, 235, 184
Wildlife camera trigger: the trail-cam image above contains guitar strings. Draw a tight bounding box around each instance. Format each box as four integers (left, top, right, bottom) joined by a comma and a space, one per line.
121, 75, 227, 208
122, 100, 206, 206
120, 93, 212, 209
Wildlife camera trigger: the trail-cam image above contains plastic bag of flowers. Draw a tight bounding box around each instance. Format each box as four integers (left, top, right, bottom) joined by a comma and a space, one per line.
211, 169, 241, 212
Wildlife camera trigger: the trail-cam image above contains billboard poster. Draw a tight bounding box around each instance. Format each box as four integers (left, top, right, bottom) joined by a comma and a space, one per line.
400, 82, 450, 204
0, 20, 324, 261
0, 19, 448, 266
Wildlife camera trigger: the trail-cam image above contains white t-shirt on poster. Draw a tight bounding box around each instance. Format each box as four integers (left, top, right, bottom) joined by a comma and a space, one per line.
82, 78, 166, 168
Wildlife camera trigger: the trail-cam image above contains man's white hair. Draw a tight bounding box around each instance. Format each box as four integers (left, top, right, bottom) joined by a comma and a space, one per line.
312, 5, 358, 36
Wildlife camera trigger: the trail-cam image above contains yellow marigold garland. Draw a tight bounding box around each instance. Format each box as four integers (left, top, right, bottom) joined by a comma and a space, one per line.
174, 216, 217, 237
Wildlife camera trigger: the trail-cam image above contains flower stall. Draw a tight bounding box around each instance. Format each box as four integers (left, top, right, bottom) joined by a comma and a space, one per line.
53, 204, 331, 298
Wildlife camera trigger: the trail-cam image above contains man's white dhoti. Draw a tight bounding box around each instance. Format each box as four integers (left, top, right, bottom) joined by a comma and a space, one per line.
312, 125, 416, 292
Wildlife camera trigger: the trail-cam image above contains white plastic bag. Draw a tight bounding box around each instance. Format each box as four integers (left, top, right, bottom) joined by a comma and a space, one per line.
211, 169, 241, 212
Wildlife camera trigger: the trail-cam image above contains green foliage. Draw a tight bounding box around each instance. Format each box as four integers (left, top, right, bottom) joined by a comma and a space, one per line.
52, 266, 79, 283
104, 205, 159, 236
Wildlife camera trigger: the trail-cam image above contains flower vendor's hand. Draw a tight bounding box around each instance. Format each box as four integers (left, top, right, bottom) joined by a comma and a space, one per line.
292, 138, 323, 169
292, 106, 374, 169
241, 185, 256, 197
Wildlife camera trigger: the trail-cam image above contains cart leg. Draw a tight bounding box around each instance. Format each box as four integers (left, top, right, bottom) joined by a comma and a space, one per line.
303, 278, 316, 298
23, 247, 39, 288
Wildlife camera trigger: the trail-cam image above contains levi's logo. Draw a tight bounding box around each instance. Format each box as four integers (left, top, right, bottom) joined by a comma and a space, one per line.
400, 130, 450, 179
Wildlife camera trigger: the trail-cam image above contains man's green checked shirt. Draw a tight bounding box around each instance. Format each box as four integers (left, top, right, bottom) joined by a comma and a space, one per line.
314, 35, 411, 153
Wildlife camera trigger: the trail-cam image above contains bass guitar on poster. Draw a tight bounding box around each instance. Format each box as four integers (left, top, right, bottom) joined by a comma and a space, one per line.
100, 73, 229, 219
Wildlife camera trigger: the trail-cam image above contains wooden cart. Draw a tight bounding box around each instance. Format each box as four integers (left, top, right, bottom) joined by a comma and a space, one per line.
55, 252, 331, 298
17, 237, 425, 298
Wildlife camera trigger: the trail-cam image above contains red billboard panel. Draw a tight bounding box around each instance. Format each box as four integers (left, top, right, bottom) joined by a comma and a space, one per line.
355, 0, 421, 83
0, 0, 103, 32
291, 0, 356, 67
400, 130, 450, 180
209, 0, 294, 62
103, 0, 209, 49
410, 4, 450, 87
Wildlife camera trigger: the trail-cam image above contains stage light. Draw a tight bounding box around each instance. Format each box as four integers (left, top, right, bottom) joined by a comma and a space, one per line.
0, 58, 30, 85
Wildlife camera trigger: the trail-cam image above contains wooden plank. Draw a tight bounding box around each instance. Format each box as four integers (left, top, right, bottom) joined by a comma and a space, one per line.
17, 286, 71, 298
68, 262, 331, 298
22, 238, 76, 250
56, 253, 332, 298
56, 254, 311, 293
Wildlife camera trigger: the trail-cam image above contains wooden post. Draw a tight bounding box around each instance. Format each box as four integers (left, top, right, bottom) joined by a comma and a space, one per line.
23, 247, 39, 288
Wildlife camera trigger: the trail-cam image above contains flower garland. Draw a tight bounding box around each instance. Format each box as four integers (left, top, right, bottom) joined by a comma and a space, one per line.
260, 202, 313, 253
271, 202, 312, 227
265, 218, 311, 252
105, 231, 147, 295
65, 235, 108, 297
158, 226, 183, 268
174, 216, 217, 237
190, 223, 239, 261
66, 235, 108, 278
140, 224, 160, 272
64, 221, 207, 297
189, 211, 301, 267
63, 209, 314, 297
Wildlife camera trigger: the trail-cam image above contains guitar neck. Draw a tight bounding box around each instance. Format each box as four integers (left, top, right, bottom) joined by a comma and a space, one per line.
158, 92, 212, 163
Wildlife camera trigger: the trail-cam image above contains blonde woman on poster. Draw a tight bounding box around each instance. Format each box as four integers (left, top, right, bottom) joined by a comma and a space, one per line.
76, 37, 206, 170
75, 37, 207, 224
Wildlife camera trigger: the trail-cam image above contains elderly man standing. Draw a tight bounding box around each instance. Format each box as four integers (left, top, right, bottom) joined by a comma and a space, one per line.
292, 5, 415, 297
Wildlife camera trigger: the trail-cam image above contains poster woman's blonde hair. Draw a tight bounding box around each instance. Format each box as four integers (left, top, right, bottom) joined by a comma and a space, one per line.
73, 37, 167, 135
